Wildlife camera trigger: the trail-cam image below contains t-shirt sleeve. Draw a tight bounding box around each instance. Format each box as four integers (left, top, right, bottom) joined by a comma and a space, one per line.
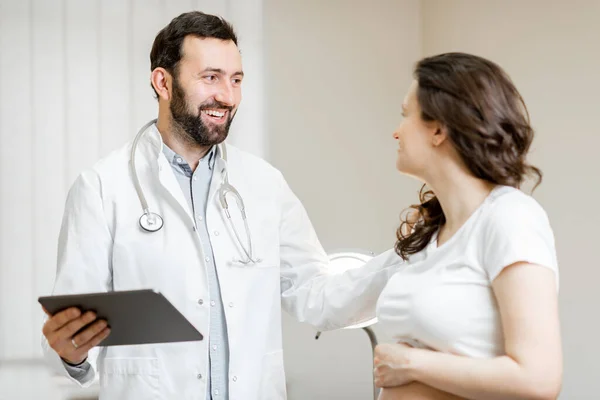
482, 192, 558, 286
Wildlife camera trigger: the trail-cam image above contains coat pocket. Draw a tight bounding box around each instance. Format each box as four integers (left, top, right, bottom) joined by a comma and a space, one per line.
258, 350, 287, 400
99, 357, 160, 399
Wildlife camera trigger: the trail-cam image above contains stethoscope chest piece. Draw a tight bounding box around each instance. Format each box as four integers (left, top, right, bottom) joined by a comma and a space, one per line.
131, 119, 259, 263
139, 212, 164, 232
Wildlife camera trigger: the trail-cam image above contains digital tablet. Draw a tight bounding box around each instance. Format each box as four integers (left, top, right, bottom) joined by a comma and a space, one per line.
39, 289, 203, 346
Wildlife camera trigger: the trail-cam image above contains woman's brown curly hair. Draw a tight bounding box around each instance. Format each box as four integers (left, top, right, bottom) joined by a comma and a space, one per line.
395, 53, 542, 261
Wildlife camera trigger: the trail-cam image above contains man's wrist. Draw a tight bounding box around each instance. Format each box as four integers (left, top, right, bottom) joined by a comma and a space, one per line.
62, 356, 87, 367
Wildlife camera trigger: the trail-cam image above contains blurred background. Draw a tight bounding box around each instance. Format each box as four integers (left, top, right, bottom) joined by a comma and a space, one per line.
0, 0, 598, 398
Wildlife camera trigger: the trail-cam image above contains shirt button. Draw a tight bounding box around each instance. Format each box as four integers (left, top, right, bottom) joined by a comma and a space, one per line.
228, 302, 234, 308
198, 215, 204, 222
197, 299, 203, 305
212, 345, 217, 351
205, 256, 211, 263
232, 376, 238, 382
197, 373, 202, 379
176, 157, 183, 163
193, 176, 198, 181
214, 389, 219, 396
214, 231, 220, 236
210, 300, 216, 307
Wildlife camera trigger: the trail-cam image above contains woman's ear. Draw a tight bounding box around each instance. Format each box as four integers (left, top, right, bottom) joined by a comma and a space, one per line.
432, 123, 449, 147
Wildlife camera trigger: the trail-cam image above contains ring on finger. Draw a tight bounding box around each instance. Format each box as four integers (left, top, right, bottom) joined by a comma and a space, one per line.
71, 338, 79, 349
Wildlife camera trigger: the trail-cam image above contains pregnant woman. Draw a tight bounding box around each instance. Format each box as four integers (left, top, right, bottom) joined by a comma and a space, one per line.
373, 53, 562, 400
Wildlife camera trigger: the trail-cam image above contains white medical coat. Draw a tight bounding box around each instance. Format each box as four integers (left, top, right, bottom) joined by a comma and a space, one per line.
41, 125, 401, 400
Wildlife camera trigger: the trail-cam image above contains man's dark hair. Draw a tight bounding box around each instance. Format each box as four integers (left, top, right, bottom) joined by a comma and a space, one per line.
150, 11, 238, 97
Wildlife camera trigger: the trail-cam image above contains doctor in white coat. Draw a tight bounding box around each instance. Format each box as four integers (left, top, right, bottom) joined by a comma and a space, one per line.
41, 11, 400, 400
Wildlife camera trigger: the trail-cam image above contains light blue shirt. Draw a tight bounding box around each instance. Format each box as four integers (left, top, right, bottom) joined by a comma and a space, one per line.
162, 144, 230, 400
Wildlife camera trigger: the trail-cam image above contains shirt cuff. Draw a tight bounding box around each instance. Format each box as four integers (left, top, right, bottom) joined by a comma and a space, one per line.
62, 358, 91, 380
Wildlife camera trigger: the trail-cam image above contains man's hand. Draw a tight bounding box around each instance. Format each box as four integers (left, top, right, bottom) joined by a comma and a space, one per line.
42, 306, 110, 365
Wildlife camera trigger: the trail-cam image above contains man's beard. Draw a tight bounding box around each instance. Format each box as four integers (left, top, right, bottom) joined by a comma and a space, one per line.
169, 77, 235, 147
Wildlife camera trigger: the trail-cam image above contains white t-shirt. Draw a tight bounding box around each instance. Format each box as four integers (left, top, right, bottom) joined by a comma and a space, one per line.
376, 186, 558, 358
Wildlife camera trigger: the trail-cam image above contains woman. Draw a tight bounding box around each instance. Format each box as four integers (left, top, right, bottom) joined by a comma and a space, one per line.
373, 53, 562, 399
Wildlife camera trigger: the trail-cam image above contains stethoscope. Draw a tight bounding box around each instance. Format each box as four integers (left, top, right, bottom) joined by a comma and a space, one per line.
130, 119, 261, 265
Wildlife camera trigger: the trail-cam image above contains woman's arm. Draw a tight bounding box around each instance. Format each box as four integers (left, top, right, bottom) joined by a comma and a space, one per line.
375, 262, 562, 400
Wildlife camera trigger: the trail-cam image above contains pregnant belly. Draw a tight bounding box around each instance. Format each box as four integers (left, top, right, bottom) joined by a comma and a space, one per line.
379, 382, 465, 400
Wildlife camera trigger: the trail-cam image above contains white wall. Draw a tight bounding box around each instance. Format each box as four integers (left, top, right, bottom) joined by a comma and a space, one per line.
0, 0, 263, 398
264, 0, 422, 398
421, 1, 600, 398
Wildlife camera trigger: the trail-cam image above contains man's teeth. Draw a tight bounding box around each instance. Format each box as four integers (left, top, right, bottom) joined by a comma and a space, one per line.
203, 110, 226, 117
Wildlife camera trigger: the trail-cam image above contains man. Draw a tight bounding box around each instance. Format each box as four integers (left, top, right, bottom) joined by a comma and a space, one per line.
41, 11, 400, 400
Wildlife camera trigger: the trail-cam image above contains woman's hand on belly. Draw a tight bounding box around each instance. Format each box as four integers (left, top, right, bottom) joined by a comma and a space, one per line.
375, 343, 464, 399
374, 343, 415, 387
379, 383, 465, 400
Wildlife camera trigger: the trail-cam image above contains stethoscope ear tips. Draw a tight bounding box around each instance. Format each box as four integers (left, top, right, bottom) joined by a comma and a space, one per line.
139, 212, 164, 232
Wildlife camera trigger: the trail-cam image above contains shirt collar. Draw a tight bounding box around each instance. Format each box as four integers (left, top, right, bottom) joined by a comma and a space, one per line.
161, 144, 217, 171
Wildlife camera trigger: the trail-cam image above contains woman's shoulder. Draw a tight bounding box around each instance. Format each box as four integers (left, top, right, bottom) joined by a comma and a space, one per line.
477, 186, 558, 284
485, 185, 550, 223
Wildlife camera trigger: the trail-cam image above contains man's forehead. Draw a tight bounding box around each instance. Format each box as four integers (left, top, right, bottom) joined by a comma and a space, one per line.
181, 36, 242, 70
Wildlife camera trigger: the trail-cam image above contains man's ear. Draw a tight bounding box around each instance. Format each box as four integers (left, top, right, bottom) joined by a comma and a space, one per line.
150, 68, 172, 101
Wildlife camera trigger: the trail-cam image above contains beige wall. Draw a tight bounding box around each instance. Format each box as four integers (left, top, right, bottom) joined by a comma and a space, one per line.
266, 0, 423, 254
265, 0, 421, 398
267, 0, 600, 398
422, 1, 600, 398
